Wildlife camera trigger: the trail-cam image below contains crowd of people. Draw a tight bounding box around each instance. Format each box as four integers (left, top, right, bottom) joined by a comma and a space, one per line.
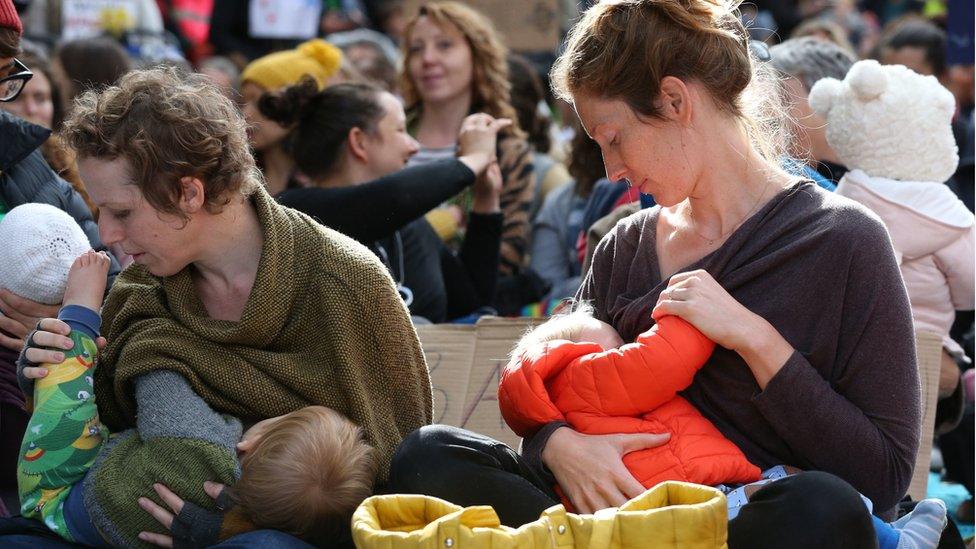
0, 0, 972, 547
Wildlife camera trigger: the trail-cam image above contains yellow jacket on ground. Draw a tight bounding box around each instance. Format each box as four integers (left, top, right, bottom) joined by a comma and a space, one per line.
352, 481, 728, 548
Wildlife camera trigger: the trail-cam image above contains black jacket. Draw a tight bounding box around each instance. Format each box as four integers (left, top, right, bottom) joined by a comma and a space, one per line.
278, 160, 502, 322
376, 213, 501, 323
0, 110, 120, 282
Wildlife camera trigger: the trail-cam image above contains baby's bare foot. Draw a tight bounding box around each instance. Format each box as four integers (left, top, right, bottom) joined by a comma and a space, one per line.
62, 251, 111, 311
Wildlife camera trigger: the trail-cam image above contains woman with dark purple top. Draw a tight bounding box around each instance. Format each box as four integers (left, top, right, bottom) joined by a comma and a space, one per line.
386, 2, 923, 547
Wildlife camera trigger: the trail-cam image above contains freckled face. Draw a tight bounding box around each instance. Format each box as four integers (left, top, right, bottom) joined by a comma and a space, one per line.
574, 93, 693, 207
80, 156, 200, 277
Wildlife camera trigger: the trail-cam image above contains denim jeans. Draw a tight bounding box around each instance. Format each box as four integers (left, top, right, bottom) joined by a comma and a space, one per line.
0, 530, 314, 548
0, 484, 314, 549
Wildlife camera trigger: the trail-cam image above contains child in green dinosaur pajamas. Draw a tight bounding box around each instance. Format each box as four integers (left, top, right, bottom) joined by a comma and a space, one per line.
0, 203, 105, 539
17, 249, 111, 538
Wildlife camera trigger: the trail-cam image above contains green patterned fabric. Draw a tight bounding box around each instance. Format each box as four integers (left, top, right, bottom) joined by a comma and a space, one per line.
18, 330, 105, 540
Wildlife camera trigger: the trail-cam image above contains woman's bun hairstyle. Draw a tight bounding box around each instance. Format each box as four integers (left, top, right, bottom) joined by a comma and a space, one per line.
260, 80, 387, 180
553, 0, 750, 117
258, 76, 321, 127
552, 0, 787, 162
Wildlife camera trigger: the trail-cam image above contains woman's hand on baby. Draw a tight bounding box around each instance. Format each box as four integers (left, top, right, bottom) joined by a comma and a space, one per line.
652, 269, 760, 352
138, 481, 227, 547
0, 289, 59, 351
19, 317, 107, 378
542, 427, 670, 514
652, 269, 794, 388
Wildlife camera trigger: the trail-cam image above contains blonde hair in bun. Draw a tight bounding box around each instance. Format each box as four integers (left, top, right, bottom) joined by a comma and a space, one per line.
552, 0, 788, 164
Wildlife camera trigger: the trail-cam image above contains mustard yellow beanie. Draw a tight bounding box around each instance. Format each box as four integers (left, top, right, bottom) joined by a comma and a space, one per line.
241, 39, 343, 91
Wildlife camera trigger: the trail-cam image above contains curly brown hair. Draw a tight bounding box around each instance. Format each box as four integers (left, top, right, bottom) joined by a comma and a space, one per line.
62, 67, 261, 221
400, 1, 523, 138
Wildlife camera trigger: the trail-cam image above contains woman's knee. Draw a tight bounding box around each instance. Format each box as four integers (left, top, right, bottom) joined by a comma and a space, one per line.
730, 471, 875, 549
389, 425, 504, 493
781, 471, 872, 518
389, 425, 467, 488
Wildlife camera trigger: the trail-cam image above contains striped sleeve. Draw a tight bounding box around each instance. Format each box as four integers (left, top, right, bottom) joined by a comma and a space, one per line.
497, 136, 535, 274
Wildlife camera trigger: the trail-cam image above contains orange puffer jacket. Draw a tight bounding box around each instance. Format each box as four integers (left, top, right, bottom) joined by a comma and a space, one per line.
498, 316, 761, 503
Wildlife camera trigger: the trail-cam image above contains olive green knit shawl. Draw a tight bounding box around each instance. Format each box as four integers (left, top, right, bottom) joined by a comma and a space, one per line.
94, 188, 432, 480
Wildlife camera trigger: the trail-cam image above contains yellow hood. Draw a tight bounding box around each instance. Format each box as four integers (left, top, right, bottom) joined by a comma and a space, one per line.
352, 481, 727, 548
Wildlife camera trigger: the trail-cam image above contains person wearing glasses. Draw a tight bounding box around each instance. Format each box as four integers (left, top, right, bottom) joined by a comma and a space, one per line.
0, 0, 120, 511
0, 57, 29, 100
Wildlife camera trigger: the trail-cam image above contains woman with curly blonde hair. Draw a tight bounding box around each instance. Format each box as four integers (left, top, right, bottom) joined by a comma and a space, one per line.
401, 1, 534, 278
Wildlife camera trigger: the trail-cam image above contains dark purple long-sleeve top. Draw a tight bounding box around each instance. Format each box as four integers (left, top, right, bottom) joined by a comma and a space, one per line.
524, 181, 920, 519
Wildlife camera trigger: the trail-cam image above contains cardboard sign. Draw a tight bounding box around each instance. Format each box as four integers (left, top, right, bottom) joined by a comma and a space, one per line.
401, 0, 559, 52
248, 0, 322, 40
62, 0, 138, 40
417, 317, 543, 448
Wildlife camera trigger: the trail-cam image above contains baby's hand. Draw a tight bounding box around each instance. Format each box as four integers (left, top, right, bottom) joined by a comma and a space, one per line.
578, 319, 624, 350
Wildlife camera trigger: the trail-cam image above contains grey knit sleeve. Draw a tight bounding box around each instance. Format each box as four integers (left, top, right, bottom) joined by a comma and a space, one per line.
134, 370, 243, 458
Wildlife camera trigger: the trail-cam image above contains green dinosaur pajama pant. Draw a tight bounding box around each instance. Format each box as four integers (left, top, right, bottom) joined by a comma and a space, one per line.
17, 305, 107, 540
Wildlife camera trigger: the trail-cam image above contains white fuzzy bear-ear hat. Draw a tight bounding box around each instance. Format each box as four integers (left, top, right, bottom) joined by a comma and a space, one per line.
808, 59, 958, 183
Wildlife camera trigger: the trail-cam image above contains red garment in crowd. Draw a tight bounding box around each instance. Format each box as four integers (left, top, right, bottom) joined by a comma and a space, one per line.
156, 0, 213, 62
0, 0, 21, 35
498, 315, 761, 507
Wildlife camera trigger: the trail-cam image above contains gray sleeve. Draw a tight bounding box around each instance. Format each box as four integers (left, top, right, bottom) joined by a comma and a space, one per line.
518, 420, 569, 485
134, 370, 243, 459
80, 371, 243, 548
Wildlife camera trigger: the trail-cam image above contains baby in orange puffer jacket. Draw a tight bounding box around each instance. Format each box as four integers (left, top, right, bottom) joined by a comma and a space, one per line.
498, 307, 761, 508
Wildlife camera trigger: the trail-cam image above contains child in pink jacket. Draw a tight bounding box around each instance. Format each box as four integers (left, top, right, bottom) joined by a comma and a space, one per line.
811, 60, 975, 384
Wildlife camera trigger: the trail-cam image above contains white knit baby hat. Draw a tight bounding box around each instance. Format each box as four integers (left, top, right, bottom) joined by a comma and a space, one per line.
0, 203, 92, 304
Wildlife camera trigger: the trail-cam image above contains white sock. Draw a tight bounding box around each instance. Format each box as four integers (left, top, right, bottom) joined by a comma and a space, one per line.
894, 499, 948, 549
